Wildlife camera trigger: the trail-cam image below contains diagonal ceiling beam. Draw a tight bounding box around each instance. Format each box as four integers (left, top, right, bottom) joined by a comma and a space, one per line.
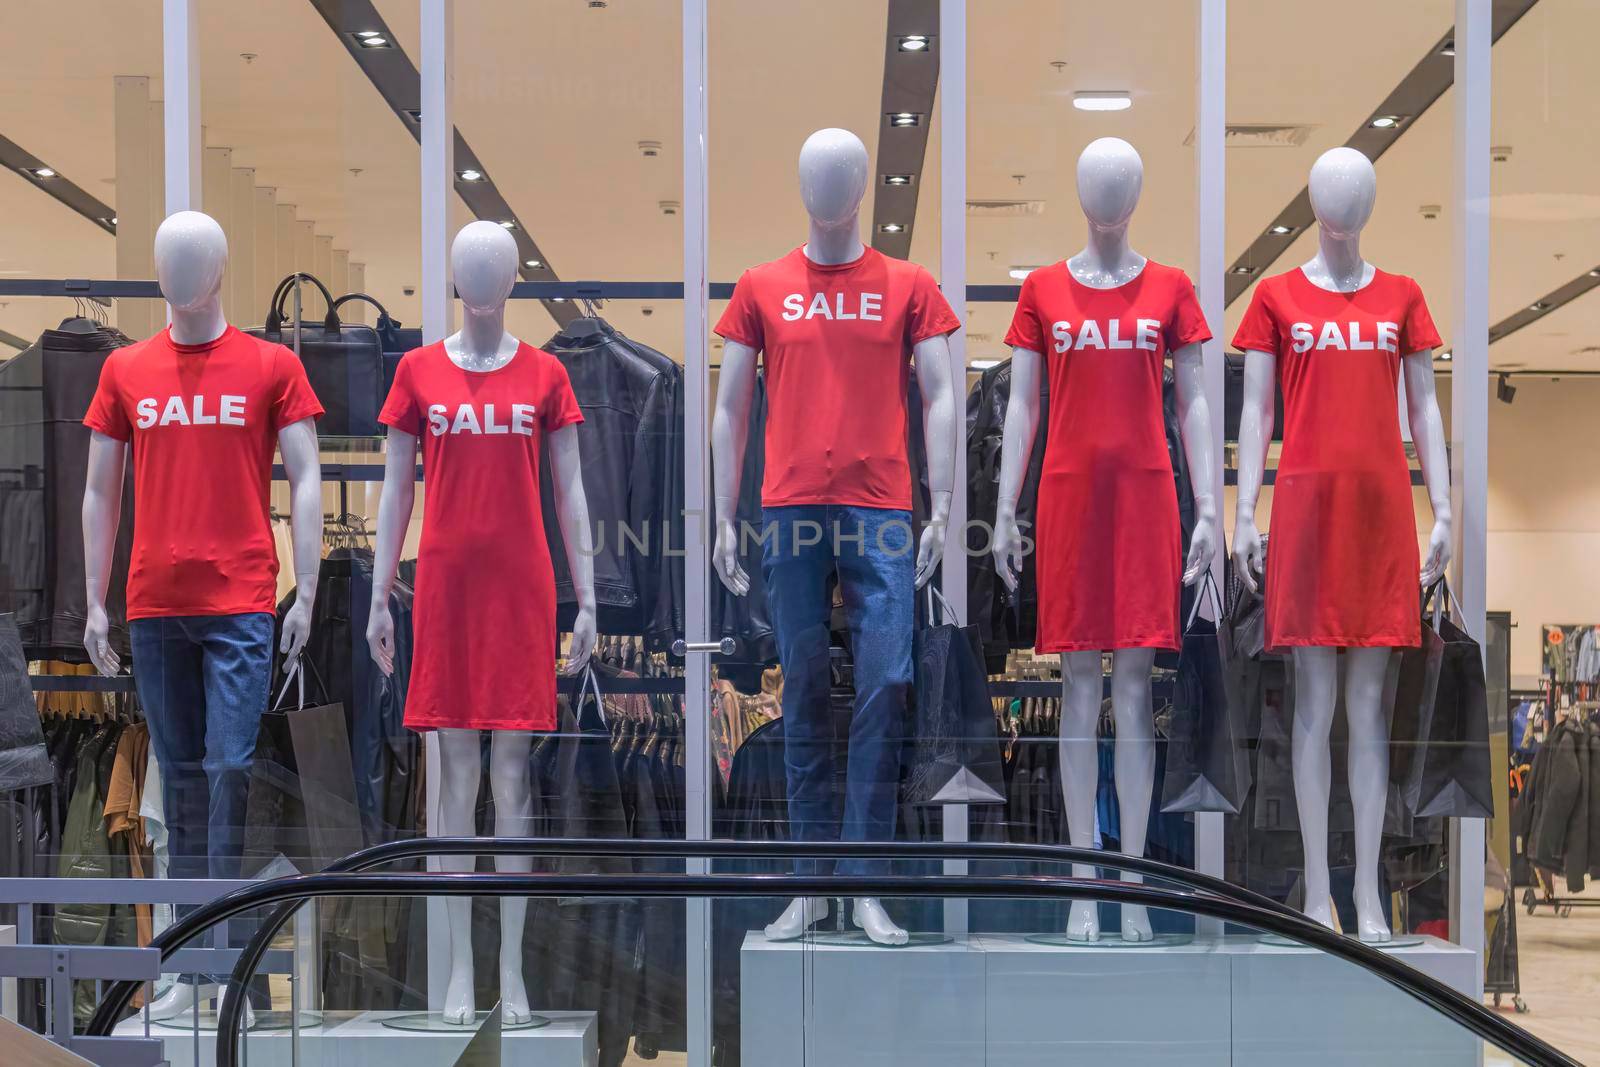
870, 0, 939, 260
0, 134, 117, 235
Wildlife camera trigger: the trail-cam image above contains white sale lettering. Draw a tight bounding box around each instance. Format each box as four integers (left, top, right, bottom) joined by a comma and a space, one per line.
780, 291, 885, 323
1291, 321, 1401, 354
428, 403, 538, 437
1050, 318, 1162, 353
135, 395, 247, 428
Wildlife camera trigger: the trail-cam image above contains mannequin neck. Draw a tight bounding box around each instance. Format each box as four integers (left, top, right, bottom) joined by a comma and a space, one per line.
167, 297, 228, 347
1304, 228, 1373, 292
445, 304, 519, 371
803, 214, 865, 266
1068, 221, 1145, 288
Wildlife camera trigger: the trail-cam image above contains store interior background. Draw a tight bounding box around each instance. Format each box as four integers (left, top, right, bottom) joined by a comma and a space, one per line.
3, 0, 1599, 1048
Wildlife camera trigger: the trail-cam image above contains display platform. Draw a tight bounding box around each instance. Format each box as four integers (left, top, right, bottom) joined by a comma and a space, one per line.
114, 1007, 597, 1067
742, 931, 1478, 1067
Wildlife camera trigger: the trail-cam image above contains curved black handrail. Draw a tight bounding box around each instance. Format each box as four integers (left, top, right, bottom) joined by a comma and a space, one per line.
86, 871, 1578, 1067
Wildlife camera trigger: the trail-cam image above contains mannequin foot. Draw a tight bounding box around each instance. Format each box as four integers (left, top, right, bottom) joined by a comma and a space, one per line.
1354, 885, 1393, 943
764, 897, 829, 941
852, 898, 909, 946
442, 967, 475, 1025
500, 967, 533, 1024
1120, 904, 1154, 943
1066, 899, 1101, 942
145, 982, 253, 1027
216, 985, 256, 1031
1302, 895, 1338, 933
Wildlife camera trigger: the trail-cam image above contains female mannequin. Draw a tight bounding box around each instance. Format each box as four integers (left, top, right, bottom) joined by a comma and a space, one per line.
1232, 146, 1451, 941
367, 220, 596, 1021
993, 138, 1218, 942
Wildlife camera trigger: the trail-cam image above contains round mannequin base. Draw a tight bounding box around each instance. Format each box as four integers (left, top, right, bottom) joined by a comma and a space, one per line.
153, 1010, 320, 1033
803, 931, 954, 949
1025, 932, 1195, 949
1257, 933, 1426, 950
381, 1011, 552, 1032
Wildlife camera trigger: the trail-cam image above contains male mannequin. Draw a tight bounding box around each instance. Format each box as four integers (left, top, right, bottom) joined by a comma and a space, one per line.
1233, 146, 1451, 941
993, 138, 1217, 942
82, 210, 323, 1018
367, 220, 596, 1023
712, 128, 959, 946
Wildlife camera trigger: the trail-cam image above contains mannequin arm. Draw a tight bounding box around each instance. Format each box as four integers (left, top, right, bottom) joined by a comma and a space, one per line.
549, 423, 596, 674
277, 417, 323, 661
81, 431, 127, 676
710, 339, 759, 596
1172, 342, 1219, 585
992, 346, 1042, 592
1403, 349, 1452, 585
367, 427, 417, 676
912, 331, 958, 589
1231, 349, 1276, 597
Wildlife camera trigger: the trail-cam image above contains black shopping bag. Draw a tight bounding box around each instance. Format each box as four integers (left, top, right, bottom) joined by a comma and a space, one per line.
267, 655, 363, 870
1392, 581, 1494, 819
1161, 573, 1252, 814
905, 587, 1005, 805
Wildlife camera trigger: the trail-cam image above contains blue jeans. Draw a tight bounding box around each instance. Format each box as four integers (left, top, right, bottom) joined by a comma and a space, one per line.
761, 506, 914, 877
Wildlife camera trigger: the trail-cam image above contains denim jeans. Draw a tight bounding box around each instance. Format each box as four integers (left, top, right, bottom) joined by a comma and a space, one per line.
761, 506, 914, 877
131, 612, 273, 983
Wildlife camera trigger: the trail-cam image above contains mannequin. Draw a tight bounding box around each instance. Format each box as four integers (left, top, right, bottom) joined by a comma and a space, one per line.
82, 210, 323, 1020
993, 138, 1218, 942
367, 220, 597, 1023
1233, 146, 1451, 941
712, 128, 959, 946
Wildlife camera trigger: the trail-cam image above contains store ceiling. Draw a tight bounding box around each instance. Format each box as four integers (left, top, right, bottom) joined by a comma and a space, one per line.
1, 0, 1596, 373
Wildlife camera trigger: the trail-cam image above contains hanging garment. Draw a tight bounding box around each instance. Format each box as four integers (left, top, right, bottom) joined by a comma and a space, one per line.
1004, 261, 1210, 652
379, 341, 581, 731
0, 615, 53, 789
1231, 268, 1440, 649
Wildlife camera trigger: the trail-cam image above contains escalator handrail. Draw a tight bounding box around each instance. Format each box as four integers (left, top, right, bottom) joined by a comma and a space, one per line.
86, 870, 1578, 1067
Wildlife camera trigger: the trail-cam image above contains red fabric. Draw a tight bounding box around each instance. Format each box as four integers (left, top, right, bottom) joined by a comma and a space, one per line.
379, 342, 583, 731
82, 326, 323, 619
1232, 268, 1441, 649
715, 246, 960, 509
1005, 261, 1212, 652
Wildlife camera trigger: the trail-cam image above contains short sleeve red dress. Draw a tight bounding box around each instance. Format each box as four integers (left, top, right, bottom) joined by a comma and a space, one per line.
1004, 261, 1212, 652
1231, 267, 1441, 650
379, 341, 584, 731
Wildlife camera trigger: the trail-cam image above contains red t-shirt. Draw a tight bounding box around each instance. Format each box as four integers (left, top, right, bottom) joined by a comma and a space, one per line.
715, 246, 961, 510
83, 325, 324, 619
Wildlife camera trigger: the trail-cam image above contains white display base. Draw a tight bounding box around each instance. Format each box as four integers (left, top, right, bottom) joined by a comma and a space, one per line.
742, 931, 1479, 1067
0, 925, 14, 1022
114, 1008, 598, 1067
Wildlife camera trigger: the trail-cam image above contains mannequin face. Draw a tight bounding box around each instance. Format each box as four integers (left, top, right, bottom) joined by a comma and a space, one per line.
153, 211, 228, 310
1076, 137, 1143, 229
451, 221, 518, 312
1307, 147, 1377, 238
797, 128, 869, 226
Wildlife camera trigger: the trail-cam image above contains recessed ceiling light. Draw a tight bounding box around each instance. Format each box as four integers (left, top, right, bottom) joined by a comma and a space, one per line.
354, 30, 382, 38
879, 223, 905, 234
1369, 115, 1403, 129
24, 167, 55, 179
498, 220, 517, 230
1438, 350, 1453, 361
970, 359, 1000, 370
355, 33, 391, 48
1073, 91, 1132, 112
403, 108, 422, 123
1269, 224, 1296, 236
1589, 269, 1600, 278
1008, 267, 1041, 281
888, 112, 921, 128
883, 174, 914, 186
457, 168, 483, 182
1439, 40, 1456, 57
1230, 265, 1256, 276
551, 296, 568, 302
1530, 301, 1549, 312
524, 258, 542, 269
898, 35, 931, 52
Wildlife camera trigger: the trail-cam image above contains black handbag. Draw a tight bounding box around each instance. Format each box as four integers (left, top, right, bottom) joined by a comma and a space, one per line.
331, 293, 423, 399
1392, 580, 1494, 819
905, 587, 1005, 806
248, 273, 384, 436
1161, 573, 1252, 814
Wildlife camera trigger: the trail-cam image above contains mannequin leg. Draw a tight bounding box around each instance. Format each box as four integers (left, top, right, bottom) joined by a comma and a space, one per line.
436, 729, 483, 1023
1059, 651, 1104, 941
1110, 648, 1158, 941
1343, 647, 1394, 942
1290, 648, 1339, 929
489, 731, 535, 1021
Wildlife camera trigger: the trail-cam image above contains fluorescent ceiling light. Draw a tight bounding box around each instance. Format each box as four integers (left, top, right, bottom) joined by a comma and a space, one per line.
1073, 91, 1131, 112
1009, 267, 1041, 281
970, 359, 1000, 370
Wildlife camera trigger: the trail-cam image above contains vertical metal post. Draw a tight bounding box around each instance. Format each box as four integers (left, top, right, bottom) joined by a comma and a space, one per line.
938, 0, 970, 937
1193, 0, 1227, 886
1450, 0, 1490, 996
162, 0, 200, 216
682, 2, 712, 1064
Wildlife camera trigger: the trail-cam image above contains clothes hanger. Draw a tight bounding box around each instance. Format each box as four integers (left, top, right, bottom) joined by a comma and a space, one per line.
553, 296, 611, 342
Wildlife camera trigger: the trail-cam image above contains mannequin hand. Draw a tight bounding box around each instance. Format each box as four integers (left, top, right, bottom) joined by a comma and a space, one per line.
366, 602, 396, 677
83, 604, 120, 676
1182, 515, 1218, 586
1232, 514, 1264, 598
712, 517, 749, 597
914, 519, 946, 590
991, 511, 1026, 593
563, 607, 597, 675
280, 595, 313, 662
1420, 517, 1452, 587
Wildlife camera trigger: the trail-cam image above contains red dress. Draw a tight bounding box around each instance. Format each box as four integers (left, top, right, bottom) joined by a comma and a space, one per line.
1004, 261, 1212, 652
1232, 268, 1441, 650
378, 342, 584, 731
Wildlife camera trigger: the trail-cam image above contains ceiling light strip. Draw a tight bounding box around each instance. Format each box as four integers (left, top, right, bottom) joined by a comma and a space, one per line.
870, 0, 940, 260
0, 133, 118, 235
1224, 0, 1540, 305
305, 0, 573, 326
